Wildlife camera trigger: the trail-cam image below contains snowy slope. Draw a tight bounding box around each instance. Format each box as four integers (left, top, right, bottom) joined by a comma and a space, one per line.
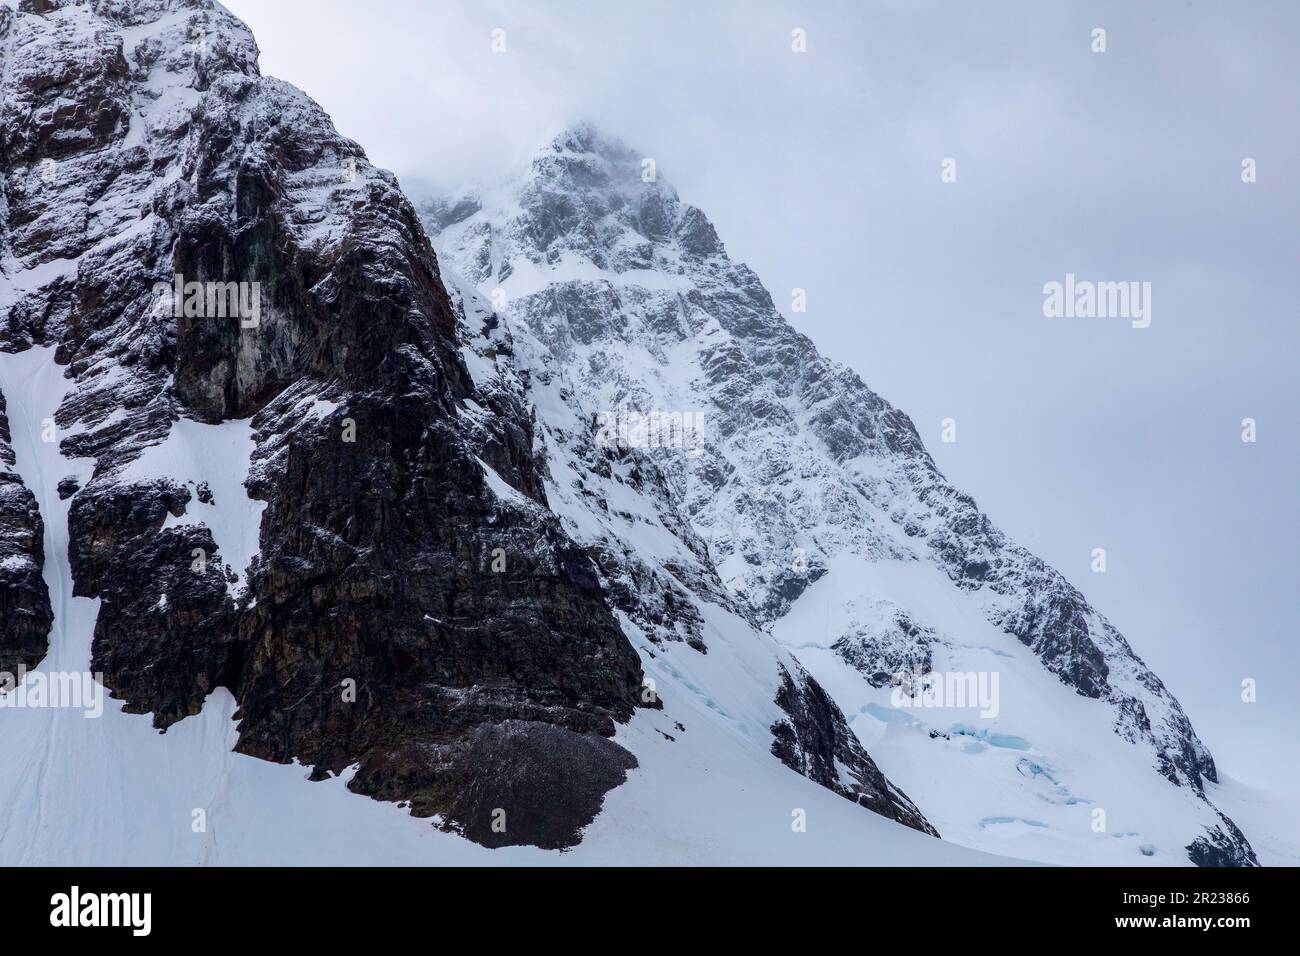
1205, 777, 1300, 868
773, 555, 1225, 864
422, 123, 1268, 866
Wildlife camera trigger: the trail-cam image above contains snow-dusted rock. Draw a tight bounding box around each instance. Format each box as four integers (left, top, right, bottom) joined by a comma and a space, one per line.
2, 0, 647, 850
423, 122, 1258, 866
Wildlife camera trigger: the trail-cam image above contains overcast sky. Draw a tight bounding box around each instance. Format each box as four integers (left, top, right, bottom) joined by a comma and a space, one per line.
224, 0, 1299, 789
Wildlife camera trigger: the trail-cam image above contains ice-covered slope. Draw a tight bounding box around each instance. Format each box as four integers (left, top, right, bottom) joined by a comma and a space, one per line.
423, 123, 1261, 866
1205, 776, 1300, 868
0, 0, 959, 863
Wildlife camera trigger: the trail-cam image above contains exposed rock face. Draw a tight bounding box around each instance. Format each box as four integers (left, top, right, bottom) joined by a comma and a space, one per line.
772, 666, 936, 834
1187, 815, 1260, 868
832, 603, 940, 689
424, 122, 1256, 865
0, 391, 52, 675
366, 719, 639, 851
1, 0, 645, 848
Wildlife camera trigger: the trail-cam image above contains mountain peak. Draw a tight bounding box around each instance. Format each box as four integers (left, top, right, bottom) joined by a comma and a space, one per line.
542, 120, 628, 158
423, 125, 725, 286
527, 120, 657, 196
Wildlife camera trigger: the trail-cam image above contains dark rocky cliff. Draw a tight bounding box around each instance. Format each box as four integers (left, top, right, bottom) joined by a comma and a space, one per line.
1, 0, 643, 848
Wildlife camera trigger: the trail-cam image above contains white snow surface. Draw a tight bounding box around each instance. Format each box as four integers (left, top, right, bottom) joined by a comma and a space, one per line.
121, 417, 265, 594
773, 555, 1213, 864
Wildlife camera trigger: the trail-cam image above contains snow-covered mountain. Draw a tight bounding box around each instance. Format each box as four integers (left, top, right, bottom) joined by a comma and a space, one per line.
0, 0, 983, 865
0, 0, 1274, 867
421, 123, 1263, 866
